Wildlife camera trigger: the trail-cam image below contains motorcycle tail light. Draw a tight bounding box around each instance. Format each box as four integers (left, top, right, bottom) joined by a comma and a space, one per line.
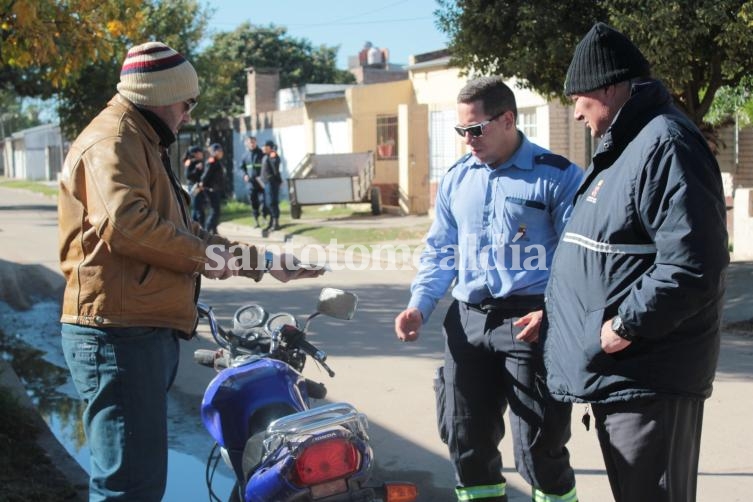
384, 482, 419, 502
292, 438, 359, 486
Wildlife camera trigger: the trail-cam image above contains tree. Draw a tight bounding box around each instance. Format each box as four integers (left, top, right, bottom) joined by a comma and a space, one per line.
1, 0, 209, 137
0, 0, 144, 94
436, 0, 753, 134
0, 85, 44, 137
56, 0, 210, 138
195, 23, 355, 118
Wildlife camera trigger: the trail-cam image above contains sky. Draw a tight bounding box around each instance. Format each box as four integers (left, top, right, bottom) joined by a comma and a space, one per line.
204, 0, 450, 69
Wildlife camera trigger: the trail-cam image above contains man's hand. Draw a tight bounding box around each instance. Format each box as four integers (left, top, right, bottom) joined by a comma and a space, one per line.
395, 308, 422, 342
267, 252, 326, 283
203, 247, 238, 280
601, 319, 631, 353
513, 309, 543, 343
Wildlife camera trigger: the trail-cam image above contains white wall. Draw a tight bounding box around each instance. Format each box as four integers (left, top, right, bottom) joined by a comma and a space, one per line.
233, 124, 306, 201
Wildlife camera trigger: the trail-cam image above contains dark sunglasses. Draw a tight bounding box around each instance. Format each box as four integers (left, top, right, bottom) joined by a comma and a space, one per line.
454, 111, 505, 138
184, 98, 198, 114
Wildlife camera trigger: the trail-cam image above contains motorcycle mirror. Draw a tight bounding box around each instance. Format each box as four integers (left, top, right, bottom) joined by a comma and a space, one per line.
316, 288, 358, 320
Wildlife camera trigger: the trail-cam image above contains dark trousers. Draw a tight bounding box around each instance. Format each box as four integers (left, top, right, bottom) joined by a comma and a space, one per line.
593, 398, 704, 502
264, 182, 280, 220
249, 183, 268, 219
438, 299, 575, 499
204, 189, 221, 234
189, 185, 206, 226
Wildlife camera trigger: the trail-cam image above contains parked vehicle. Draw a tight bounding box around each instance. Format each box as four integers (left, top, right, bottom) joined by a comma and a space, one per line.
194, 287, 418, 502
286, 152, 381, 219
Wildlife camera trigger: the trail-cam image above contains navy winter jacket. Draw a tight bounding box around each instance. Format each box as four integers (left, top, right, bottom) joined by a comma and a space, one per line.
542, 80, 729, 404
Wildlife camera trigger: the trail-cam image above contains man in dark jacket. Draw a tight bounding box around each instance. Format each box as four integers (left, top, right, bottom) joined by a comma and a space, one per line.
184, 145, 206, 224
238, 134, 268, 227
261, 140, 282, 231
543, 22, 729, 502
200, 142, 225, 234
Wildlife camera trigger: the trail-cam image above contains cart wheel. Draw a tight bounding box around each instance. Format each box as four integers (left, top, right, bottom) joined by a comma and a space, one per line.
291, 203, 302, 219
370, 187, 382, 216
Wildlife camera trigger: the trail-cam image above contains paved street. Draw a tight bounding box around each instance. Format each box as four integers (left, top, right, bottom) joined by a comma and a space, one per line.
1, 186, 752, 501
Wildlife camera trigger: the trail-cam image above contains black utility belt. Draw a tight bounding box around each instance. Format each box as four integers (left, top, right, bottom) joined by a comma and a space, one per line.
465, 294, 544, 316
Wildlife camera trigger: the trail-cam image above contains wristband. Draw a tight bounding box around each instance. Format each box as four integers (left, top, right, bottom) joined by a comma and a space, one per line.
611, 315, 637, 342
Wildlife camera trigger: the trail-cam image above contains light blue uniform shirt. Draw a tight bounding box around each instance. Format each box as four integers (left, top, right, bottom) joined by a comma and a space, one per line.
408, 133, 583, 322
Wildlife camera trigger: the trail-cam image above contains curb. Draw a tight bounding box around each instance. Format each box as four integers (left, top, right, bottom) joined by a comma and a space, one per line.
0, 359, 89, 500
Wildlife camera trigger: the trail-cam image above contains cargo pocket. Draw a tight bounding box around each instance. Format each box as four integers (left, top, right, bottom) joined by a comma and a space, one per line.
433, 366, 449, 445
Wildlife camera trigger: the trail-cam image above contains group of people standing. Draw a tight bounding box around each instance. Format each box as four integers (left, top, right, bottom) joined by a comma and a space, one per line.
238, 135, 283, 231
55, 19, 728, 502
396, 21, 728, 502
183, 135, 283, 235
183, 142, 224, 234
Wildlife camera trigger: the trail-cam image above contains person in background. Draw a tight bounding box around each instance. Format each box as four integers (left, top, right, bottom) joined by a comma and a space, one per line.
261, 140, 282, 232
543, 22, 729, 502
184, 145, 206, 225
58, 41, 324, 502
238, 134, 267, 227
394, 76, 582, 502
199, 142, 225, 235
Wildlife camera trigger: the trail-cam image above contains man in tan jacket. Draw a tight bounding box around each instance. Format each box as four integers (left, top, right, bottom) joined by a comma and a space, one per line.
58, 41, 321, 501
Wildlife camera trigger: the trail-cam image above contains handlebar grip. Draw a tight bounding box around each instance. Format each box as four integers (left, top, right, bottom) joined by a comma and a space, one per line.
194, 349, 217, 367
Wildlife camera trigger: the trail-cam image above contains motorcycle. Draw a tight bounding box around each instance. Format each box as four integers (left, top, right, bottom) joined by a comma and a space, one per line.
194, 287, 419, 502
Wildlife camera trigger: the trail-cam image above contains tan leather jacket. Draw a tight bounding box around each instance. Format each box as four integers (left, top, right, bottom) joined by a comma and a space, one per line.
59, 94, 262, 335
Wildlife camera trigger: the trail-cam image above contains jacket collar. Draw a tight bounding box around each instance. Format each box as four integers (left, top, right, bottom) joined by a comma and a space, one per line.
110, 94, 176, 148
593, 79, 672, 166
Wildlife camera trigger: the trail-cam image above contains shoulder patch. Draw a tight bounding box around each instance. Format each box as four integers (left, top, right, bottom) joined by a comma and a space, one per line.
534, 153, 571, 170
447, 152, 473, 173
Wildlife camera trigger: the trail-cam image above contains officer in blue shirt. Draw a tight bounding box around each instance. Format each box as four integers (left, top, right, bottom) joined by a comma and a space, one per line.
395, 77, 582, 502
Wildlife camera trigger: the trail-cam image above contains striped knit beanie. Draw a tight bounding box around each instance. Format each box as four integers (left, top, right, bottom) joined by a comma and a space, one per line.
564, 22, 650, 95
117, 41, 199, 107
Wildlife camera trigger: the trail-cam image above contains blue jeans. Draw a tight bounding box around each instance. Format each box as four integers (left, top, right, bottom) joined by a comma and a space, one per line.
62, 324, 180, 502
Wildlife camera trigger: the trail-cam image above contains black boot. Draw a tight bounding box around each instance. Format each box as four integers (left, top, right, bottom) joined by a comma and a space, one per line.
272, 219, 281, 231
254, 216, 261, 228
264, 217, 274, 231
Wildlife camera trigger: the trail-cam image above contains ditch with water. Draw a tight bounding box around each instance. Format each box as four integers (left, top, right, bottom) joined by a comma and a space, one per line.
0, 300, 235, 501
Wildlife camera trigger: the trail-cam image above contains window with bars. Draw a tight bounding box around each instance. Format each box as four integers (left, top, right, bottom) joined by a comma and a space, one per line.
429, 109, 457, 182
376, 115, 398, 160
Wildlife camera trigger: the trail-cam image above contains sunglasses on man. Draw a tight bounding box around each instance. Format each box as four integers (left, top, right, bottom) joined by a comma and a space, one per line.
184, 98, 198, 114
454, 111, 505, 138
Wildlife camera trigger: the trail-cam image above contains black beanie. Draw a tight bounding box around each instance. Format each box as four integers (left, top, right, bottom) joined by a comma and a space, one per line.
564, 22, 650, 95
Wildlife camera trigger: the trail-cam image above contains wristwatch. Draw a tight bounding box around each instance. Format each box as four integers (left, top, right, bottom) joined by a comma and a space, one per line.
611, 315, 637, 342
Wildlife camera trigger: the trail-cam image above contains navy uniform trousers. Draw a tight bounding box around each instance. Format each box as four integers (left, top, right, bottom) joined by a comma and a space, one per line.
436, 298, 576, 501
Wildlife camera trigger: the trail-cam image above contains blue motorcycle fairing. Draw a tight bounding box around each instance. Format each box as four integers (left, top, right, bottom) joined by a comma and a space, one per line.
201, 358, 309, 449
244, 428, 375, 502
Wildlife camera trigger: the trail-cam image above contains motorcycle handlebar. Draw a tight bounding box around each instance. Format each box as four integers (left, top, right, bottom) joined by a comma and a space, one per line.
198, 302, 335, 376
194, 349, 216, 367
280, 325, 335, 377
